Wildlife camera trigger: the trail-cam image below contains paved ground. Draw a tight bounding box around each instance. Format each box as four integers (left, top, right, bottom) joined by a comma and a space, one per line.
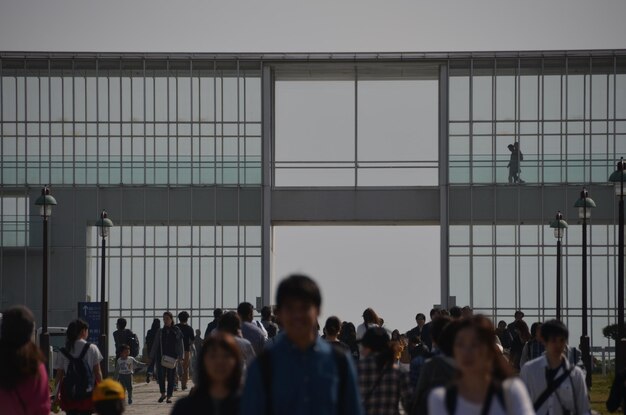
58, 378, 192, 415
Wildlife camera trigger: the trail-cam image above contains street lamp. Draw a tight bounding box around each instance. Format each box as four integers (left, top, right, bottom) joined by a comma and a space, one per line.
610, 157, 626, 371
95, 210, 113, 377
34, 186, 57, 358
574, 188, 595, 388
549, 211, 568, 321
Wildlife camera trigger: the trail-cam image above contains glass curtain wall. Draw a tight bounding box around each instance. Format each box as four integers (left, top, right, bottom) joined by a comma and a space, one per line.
274, 64, 440, 187
0, 58, 261, 186
449, 56, 626, 185
87, 224, 262, 352
448, 55, 626, 348
0, 57, 263, 340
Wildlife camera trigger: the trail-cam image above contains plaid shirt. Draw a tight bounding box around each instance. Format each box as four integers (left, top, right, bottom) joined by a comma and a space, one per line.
358, 354, 413, 415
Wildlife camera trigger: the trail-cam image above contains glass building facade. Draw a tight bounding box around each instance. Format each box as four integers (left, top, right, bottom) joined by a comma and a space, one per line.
1, 51, 625, 354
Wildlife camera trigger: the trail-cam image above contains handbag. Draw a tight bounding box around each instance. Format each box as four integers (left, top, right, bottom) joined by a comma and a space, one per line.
161, 354, 177, 369
160, 329, 178, 369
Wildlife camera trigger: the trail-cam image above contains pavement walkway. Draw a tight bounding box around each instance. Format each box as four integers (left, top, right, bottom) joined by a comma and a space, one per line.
58, 378, 192, 415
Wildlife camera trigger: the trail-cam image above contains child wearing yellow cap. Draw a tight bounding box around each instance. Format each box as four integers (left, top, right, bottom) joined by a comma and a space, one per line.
92, 378, 125, 415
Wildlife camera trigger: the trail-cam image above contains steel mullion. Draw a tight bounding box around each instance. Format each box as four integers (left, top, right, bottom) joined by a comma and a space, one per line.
72, 59, 76, 185
355, 66, 358, 187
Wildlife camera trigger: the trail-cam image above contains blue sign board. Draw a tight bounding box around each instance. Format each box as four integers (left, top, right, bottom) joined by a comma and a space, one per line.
78, 302, 106, 344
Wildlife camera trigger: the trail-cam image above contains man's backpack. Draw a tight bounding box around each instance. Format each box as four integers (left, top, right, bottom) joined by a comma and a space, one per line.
128, 331, 140, 357
60, 343, 95, 401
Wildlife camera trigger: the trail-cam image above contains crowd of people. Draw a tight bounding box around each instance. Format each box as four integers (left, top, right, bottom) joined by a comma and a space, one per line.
2, 274, 626, 414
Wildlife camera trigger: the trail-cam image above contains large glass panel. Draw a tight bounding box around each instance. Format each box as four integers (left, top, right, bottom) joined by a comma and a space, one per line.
87, 224, 261, 354
275, 80, 354, 186
450, 76, 470, 121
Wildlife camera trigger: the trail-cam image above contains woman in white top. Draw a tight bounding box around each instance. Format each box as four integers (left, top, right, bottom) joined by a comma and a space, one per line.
53, 319, 103, 415
428, 315, 534, 415
356, 308, 382, 341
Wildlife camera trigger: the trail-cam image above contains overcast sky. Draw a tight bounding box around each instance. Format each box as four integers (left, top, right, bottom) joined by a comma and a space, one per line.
1, 0, 624, 334
1, 0, 625, 53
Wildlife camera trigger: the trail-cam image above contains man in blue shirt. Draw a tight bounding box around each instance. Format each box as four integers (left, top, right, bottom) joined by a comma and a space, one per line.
240, 274, 363, 415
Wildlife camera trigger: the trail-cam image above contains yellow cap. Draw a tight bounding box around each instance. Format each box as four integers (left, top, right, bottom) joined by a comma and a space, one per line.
92, 378, 125, 402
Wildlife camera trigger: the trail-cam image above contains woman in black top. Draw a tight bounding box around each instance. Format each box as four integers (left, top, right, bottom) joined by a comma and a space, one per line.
149, 311, 183, 403
171, 333, 242, 415
338, 321, 360, 361
145, 318, 160, 383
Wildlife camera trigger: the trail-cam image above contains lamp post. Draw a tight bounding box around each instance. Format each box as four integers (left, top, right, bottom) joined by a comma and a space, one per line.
610, 157, 626, 371
574, 188, 595, 388
550, 211, 568, 321
95, 210, 113, 377
34, 186, 57, 358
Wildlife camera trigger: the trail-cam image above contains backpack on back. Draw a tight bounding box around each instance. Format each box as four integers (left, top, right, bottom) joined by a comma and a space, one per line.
60, 343, 95, 401
128, 331, 140, 357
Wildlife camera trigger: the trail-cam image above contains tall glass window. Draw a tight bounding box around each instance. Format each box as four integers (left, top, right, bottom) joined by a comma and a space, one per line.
87, 224, 262, 351
0, 59, 261, 186
449, 56, 626, 185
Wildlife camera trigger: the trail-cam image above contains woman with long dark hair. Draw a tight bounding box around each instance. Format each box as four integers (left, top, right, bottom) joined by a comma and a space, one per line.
149, 311, 183, 404
428, 315, 533, 415
145, 318, 160, 383
356, 308, 382, 341
0, 306, 50, 415
338, 321, 360, 361
510, 319, 531, 371
54, 319, 103, 415
357, 327, 412, 414
170, 333, 242, 415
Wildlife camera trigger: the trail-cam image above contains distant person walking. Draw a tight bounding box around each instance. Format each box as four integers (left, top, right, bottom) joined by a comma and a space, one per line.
54, 319, 104, 415
175, 311, 195, 391
171, 333, 242, 415
405, 313, 426, 341
204, 309, 223, 338
144, 318, 160, 383
260, 306, 279, 339
0, 306, 50, 415
338, 321, 360, 361
112, 318, 139, 360
237, 302, 267, 355
114, 344, 146, 405
323, 316, 351, 354
149, 311, 183, 404
357, 308, 382, 341
217, 311, 256, 368
520, 322, 545, 368
358, 327, 412, 415
507, 142, 525, 184
420, 308, 440, 351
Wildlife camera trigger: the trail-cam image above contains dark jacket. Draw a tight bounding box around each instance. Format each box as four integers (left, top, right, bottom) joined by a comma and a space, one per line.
607, 369, 626, 414
150, 325, 184, 361
171, 393, 239, 415
410, 355, 456, 415
145, 328, 158, 352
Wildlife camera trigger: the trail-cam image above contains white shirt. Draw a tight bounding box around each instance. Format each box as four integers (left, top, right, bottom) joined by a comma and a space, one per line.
428, 378, 534, 415
54, 339, 103, 392
520, 355, 591, 415
116, 356, 144, 375
356, 323, 380, 341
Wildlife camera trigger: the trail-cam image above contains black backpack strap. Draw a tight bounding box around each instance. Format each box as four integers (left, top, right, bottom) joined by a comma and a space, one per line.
445, 383, 499, 415
258, 350, 273, 415
533, 366, 574, 411
331, 347, 348, 414
78, 342, 91, 360
445, 384, 457, 415
60, 347, 72, 360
